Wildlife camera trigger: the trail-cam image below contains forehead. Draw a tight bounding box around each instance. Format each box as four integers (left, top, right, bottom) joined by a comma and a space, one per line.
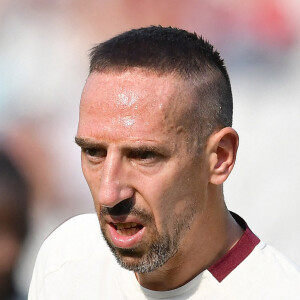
81, 70, 181, 115
78, 70, 194, 141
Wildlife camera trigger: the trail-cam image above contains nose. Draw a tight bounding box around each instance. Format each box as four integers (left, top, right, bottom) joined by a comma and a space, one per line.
98, 150, 134, 208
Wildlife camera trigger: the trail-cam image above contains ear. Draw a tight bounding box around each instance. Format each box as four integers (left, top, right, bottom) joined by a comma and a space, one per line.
207, 127, 239, 185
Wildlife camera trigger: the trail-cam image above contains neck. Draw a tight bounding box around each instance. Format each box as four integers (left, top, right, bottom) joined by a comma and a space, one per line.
135, 185, 244, 291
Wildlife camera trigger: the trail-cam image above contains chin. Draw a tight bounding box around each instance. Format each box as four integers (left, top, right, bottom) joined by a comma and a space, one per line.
102, 228, 178, 273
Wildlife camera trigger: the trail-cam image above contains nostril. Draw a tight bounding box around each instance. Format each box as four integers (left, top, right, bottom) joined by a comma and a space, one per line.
107, 198, 135, 216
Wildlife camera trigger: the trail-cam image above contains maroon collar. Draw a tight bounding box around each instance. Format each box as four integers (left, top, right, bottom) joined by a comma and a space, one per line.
208, 212, 260, 282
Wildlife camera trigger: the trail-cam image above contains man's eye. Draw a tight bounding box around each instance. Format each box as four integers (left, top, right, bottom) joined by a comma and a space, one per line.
129, 150, 158, 161
83, 148, 106, 158
140, 151, 156, 160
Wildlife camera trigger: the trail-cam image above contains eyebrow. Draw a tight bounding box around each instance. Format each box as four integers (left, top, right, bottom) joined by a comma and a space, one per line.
74, 137, 106, 149
74, 137, 168, 155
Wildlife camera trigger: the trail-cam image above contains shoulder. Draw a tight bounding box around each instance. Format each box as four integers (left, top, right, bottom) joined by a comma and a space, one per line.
256, 242, 300, 279
43, 213, 100, 248
46, 213, 100, 242
36, 213, 107, 273
255, 242, 300, 298
29, 214, 122, 299
229, 241, 300, 298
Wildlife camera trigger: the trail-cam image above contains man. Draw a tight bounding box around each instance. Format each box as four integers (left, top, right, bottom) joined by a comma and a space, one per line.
29, 26, 300, 299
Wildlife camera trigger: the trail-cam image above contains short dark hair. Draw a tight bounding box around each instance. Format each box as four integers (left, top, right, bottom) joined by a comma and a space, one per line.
89, 26, 233, 146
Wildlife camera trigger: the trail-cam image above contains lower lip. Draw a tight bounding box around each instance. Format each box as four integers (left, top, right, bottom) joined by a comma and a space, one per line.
107, 223, 145, 249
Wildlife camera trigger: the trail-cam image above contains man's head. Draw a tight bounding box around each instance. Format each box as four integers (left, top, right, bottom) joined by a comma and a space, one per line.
76, 26, 238, 274
89, 26, 233, 148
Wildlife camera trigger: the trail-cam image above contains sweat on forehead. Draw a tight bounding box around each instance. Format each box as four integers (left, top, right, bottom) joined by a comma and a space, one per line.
81, 69, 194, 115
78, 69, 199, 143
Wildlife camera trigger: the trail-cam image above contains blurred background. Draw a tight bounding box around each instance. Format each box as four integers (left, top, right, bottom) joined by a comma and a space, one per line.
0, 0, 299, 297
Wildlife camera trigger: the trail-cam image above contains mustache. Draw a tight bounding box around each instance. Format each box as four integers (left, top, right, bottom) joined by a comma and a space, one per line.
100, 198, 154, 223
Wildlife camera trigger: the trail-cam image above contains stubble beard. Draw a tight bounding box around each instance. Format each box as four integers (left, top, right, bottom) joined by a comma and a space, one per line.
98, 204, 196, 274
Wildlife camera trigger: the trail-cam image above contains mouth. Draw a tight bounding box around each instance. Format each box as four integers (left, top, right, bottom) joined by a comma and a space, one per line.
112, 222, 144, 236
107, 221, 146, 249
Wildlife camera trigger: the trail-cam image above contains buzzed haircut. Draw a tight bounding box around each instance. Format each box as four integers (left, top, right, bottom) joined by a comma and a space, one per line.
89, 26, 233, 147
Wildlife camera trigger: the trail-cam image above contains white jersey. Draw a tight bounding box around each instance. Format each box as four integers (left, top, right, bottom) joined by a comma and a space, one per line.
29, 213, 300, 300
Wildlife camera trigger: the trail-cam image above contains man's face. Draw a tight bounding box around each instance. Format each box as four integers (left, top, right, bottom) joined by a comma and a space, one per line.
76, 69, 210, 273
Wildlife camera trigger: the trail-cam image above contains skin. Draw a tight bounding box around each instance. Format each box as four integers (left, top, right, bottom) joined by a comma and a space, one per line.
76, 68, 243, 291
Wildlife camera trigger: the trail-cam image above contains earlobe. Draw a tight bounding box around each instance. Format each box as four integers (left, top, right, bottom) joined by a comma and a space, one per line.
208, 128, 239, 185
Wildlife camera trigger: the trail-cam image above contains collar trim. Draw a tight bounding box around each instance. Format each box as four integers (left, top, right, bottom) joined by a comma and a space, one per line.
208, 213, 260, 282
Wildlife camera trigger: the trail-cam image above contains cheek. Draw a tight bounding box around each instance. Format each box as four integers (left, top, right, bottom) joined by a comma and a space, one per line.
81, 157, 91, 187
81, 159, 101, 204
136, 169, 188, 229
146, 163, 206, 227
